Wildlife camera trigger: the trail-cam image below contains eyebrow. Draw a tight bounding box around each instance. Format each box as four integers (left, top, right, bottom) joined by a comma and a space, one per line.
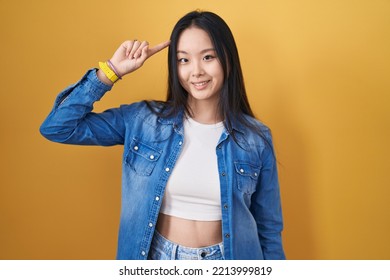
177, 48, 216, 54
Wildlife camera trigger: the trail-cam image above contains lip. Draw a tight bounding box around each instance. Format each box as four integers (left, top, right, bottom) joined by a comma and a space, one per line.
191, 80, 210, 90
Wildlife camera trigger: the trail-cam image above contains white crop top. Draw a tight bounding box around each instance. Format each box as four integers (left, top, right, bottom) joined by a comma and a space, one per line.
160, 117, 224, 221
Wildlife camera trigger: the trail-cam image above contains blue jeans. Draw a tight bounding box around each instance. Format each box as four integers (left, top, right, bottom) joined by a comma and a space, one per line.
148, 230, 224, 260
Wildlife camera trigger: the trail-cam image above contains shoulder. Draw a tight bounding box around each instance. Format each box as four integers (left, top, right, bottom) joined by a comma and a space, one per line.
120, 100, 174, 125
242, 114, 272, 139
119, 100, 165, 114
233, 114, 275, 158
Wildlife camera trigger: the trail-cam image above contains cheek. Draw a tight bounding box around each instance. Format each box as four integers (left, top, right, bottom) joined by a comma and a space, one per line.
177, 68, 186, 82
177, 68, 190, 89
212, 68, 224, 86
208, 63, 224, 80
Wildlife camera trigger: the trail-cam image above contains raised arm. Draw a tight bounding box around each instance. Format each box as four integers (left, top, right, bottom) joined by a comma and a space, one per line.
40, 39, 170, 146
97, 40, 171, 85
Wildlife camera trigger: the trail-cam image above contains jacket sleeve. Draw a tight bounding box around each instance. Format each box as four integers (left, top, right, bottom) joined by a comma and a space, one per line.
250, 131, 286, 260
40, 69, 126, 146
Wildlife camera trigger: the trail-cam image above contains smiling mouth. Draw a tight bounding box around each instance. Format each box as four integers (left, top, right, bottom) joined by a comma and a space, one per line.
192, 80, 210, 89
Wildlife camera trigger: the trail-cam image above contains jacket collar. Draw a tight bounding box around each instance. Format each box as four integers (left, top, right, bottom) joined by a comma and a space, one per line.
158, 106, 245, 132
157, 106, 185, 135
158, 106, 250, 150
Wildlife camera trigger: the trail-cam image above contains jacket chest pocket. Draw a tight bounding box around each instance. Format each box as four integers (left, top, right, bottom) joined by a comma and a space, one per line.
125, 139, 162, 176
234, 162, 261, 194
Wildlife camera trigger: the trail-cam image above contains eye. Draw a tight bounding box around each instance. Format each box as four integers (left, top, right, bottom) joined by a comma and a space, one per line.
203, 55, 215, 61
177, 58, 188, 64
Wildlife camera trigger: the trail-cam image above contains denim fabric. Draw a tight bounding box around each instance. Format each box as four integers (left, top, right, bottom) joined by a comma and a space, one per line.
148, 231, 224, 260
40, 69, 285, 260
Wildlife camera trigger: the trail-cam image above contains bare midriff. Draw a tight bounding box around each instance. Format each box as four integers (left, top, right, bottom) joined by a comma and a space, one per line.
156, 213, 222, 247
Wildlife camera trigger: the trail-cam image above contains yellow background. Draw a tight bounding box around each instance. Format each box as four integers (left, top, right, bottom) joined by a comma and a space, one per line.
1, 0, 389, 259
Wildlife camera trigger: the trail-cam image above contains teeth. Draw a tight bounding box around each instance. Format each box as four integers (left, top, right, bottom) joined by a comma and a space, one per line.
194, 81, 208, 86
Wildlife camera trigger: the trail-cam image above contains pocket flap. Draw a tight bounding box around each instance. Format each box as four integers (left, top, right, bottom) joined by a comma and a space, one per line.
234, 162, 260, 180
130, 139, 162, 162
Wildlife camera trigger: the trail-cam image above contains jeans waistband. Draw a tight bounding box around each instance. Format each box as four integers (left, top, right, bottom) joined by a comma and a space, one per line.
149, 230, 224, 260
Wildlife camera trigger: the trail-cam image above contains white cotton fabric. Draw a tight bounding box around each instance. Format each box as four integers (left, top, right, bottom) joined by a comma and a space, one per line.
160, 117, 224, 221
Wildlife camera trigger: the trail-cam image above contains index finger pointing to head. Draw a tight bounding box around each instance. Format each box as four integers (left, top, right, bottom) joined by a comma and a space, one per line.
148, 40, 171, 57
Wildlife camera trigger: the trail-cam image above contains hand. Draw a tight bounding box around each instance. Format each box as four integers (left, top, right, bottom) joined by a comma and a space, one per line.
109, 39, 171, 77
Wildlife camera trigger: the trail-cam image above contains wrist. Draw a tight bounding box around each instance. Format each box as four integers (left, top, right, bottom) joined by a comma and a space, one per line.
97, 69, 114, 86
107, 60, 123, 79
98, 61, 121, 84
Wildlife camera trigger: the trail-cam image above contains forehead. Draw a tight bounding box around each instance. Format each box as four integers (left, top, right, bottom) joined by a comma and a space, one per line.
177, 27, 214, 51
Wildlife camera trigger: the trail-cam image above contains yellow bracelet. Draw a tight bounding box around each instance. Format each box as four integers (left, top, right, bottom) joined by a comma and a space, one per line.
99, 61, 119, 83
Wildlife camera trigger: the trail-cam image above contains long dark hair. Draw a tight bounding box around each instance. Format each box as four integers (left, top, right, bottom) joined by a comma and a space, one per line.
148, 10, 272, 148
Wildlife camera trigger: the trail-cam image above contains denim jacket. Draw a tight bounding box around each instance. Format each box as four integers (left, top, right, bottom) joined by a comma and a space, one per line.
40, 69, 285, 260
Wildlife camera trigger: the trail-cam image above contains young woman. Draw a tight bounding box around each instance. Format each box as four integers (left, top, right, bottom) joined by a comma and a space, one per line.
40, 10, 285, 260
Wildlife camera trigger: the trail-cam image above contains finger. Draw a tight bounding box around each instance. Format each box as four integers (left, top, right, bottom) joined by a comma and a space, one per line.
121, 40, 134, 57
129, 40, 141, 59
148, 40, 171, 57
133, 41, 149, 59
140, 44, 149, 61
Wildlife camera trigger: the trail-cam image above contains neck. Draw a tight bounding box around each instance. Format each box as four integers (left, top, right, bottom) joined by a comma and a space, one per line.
187, 98, 222, 124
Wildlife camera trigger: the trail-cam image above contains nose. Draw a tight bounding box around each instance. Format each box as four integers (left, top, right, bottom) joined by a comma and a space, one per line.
191, 61, 204, 77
